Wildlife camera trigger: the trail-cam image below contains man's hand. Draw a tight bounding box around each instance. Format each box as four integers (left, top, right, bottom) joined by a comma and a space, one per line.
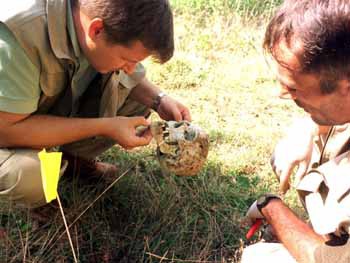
104, 116, 152, 149
244, 194, 281, 225
271, 118, 316, 194
156, 95, 191, 122
129, 78, 191, 122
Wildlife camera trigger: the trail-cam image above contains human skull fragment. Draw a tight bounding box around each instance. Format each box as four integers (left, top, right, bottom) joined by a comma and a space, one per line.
151, 121, 209, 176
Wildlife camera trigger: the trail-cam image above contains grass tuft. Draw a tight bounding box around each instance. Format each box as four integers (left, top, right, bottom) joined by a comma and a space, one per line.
171, 0, 283, 19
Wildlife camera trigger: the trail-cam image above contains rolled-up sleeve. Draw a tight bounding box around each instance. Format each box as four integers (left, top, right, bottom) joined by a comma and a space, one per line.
0, 23, 40, 114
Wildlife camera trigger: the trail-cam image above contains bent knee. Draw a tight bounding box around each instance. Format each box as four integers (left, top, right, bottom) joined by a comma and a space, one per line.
0, 149, 46, 208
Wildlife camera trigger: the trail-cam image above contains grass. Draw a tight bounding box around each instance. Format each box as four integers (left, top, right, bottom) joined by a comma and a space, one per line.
171, 0, 283, 18
0, 1, 307, 262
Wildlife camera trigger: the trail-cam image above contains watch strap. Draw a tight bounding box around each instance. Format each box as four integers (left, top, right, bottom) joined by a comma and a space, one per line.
256, 194, 280, 213
152, 92, 166, 111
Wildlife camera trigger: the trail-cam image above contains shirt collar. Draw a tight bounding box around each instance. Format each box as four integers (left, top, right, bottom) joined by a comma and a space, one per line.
66, 0, 82, 58
47, 0, 77, 61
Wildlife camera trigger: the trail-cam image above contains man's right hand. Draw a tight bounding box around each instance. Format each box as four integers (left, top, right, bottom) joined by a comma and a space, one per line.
105, 116, 152, 149
271, 118, 316, 194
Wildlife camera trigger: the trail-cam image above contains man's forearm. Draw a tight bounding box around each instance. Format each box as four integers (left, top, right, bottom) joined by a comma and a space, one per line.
0, 114, 108, 148
262, 199, 325, 263
129, 77, 161, 109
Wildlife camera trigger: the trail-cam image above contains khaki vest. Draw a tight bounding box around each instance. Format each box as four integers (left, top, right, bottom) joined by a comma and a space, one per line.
0, 0, 77, 113
0, 0, 145, 114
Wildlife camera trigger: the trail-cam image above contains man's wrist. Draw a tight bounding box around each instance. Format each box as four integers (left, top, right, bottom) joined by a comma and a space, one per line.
261, 197, 282, 213
151, 92, 167, 111
256, 194, 281, 214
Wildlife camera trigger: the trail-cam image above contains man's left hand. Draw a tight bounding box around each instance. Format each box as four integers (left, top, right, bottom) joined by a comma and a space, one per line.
156, 95, 191, 122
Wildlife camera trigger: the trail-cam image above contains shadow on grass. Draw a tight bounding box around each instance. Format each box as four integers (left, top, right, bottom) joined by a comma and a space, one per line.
0, 148, 267, 262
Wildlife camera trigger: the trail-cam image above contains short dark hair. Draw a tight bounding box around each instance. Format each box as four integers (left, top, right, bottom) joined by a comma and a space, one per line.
264, 0, 350, 93
72, 0, 174, 63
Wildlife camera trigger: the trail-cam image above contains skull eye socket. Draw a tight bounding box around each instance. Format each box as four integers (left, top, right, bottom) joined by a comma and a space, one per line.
174, 121, 185, 128
163, 131, 170, 138
184, 130, 196, 141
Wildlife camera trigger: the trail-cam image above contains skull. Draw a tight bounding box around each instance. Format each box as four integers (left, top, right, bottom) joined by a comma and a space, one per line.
151, 121, 209, 176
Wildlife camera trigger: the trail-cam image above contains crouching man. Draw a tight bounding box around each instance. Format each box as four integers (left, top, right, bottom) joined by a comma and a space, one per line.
0, 0, 190, 208
242, 0, 350, 262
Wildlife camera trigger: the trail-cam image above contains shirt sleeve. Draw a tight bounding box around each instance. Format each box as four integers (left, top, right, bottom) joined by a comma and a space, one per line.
0, 23, 40, 114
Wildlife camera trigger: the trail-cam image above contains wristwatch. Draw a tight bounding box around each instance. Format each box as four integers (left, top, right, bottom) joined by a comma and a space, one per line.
152, 92, 167, 111
256, 194, 281, 213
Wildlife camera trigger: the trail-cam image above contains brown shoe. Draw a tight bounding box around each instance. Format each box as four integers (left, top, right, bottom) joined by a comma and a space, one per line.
30, 200, 60, 225
63, 154, 118, 182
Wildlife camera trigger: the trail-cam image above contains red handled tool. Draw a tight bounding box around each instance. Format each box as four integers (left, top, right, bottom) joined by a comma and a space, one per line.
246, 219, 263, 239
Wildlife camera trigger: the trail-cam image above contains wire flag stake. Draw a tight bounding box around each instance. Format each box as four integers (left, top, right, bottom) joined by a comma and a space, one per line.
38, 149, 78, 263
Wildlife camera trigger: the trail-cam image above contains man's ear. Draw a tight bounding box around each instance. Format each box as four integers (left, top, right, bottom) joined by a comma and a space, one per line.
88, 18, 104, 41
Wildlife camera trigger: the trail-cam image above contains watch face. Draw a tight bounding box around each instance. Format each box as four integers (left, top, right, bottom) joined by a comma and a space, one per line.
152, 93, 167, 111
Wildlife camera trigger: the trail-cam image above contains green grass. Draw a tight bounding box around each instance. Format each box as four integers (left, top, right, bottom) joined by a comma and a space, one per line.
171, 0, 283, 18
0, 1, 307, 262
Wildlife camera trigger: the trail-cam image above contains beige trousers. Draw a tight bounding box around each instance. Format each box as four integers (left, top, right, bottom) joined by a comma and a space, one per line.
240, 242, 297, 263
0, 73, 149, 208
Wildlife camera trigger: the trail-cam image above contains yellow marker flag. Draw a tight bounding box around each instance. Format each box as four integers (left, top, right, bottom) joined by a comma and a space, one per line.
38, 149, 62, 203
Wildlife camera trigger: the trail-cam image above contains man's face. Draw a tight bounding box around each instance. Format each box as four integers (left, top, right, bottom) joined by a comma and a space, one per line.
84, 39, 150, 74
74, 9, 151, 74
273, 40, 350, 126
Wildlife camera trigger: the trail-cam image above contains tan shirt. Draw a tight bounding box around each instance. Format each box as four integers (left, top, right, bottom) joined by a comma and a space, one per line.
297, 124, 350, 236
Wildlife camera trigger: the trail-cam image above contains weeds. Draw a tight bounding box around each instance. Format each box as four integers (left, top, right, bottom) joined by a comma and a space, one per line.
171, 0, 283, 18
